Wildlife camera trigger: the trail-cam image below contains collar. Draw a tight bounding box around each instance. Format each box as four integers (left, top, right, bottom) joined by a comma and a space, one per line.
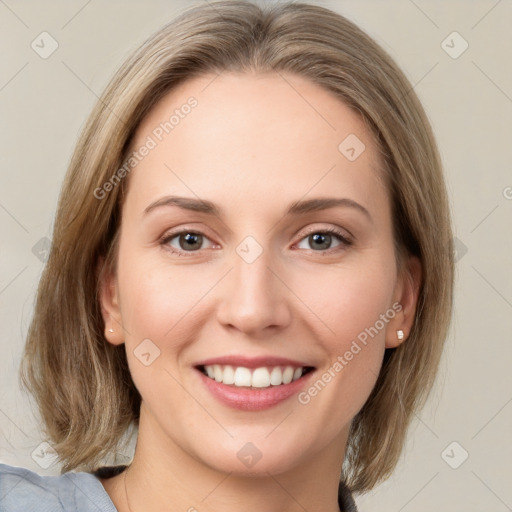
94, 466, 358, 511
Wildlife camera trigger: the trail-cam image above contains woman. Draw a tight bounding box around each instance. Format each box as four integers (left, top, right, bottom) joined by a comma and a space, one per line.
0, 1, 454, 511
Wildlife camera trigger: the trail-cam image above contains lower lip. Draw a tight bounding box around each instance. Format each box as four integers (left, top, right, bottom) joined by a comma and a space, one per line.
196, 368, 315, 411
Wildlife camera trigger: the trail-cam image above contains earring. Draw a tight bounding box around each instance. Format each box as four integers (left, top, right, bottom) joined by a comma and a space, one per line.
397, 329, 404, 341
108, 328, 114, 333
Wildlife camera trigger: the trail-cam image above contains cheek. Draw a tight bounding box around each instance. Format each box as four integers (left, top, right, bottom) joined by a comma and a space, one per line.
117, 252, 204, 340
115, 254, 204, 407
290, 256, 396, 413
290, 256, 396, 346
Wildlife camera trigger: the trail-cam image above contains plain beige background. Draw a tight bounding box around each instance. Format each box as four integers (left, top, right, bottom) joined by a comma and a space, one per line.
0, 0, 511, 510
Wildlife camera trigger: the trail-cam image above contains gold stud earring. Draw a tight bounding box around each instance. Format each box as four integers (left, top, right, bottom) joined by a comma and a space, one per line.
397, 329, 404, 341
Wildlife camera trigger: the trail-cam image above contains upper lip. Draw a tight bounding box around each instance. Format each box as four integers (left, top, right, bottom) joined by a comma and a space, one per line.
194, 355, 315, 369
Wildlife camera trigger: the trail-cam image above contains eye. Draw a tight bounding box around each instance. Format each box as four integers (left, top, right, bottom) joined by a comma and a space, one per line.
160, 231, 215, 254
159, 227, 352, 256
295, 228, 352, 252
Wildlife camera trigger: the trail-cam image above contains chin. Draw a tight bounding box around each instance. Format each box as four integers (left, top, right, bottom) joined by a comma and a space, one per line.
189, 434, 311, 477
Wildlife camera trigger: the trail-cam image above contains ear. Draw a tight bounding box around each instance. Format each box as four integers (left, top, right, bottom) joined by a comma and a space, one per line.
385, 255, 422, 348
97, 257, 125, 346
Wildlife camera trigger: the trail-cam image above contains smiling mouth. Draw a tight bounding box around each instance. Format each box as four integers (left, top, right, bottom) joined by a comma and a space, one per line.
196, 364, 315, 388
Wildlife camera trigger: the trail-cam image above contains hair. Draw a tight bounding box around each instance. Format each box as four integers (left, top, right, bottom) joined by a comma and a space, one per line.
19, 0, 454, 493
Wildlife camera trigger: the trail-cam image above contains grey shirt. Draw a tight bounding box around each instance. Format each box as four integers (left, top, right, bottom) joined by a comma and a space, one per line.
0, 463, 358, 511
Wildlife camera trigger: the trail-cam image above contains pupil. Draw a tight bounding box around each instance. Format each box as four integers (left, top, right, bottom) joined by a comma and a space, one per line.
181, 233, 202, 250
310, 233, 331, 250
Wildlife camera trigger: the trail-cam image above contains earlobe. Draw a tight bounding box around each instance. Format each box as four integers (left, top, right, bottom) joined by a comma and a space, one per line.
385, 255, 422, 348
97, 258, 125, 346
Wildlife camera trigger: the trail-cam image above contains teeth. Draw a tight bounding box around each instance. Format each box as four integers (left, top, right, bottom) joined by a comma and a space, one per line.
282, 366, 294, 384
234, 367, 252, 387
251, 367, 270, 388
201, 365, 308, 388
222, 365, 235, 385
269, 367, 282, 385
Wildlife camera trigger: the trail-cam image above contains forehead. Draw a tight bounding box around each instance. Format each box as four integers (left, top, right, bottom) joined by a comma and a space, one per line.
125, 71, 386, 217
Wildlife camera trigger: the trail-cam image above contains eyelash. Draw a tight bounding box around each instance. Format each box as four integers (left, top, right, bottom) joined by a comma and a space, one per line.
159, 226, 353, 257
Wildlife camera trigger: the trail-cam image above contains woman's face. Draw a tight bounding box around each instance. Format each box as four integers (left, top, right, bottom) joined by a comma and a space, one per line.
101, 71, 418, 476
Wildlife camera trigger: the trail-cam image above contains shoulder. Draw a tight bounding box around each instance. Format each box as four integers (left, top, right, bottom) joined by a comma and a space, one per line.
0, 463, 118, 512
0, 463, 65, 511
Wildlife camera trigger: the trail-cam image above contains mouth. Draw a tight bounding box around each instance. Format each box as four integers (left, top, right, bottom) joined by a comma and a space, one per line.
195, 364, 315, 389
192, 355, 317, 410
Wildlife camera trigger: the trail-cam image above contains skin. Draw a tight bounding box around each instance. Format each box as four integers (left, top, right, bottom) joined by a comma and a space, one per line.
99, 71, 421, 512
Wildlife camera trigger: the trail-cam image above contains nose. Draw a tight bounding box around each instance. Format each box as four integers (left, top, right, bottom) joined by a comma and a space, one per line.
215, 245, 292, 336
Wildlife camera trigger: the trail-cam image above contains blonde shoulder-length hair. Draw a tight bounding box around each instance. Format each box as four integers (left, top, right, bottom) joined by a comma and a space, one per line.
19, 0, 454, 493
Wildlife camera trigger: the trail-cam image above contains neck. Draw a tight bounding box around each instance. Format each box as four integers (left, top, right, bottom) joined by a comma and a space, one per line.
105, 403, 348, 512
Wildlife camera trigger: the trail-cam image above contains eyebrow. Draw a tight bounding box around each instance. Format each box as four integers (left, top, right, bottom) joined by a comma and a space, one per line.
143, 195, 371, 221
